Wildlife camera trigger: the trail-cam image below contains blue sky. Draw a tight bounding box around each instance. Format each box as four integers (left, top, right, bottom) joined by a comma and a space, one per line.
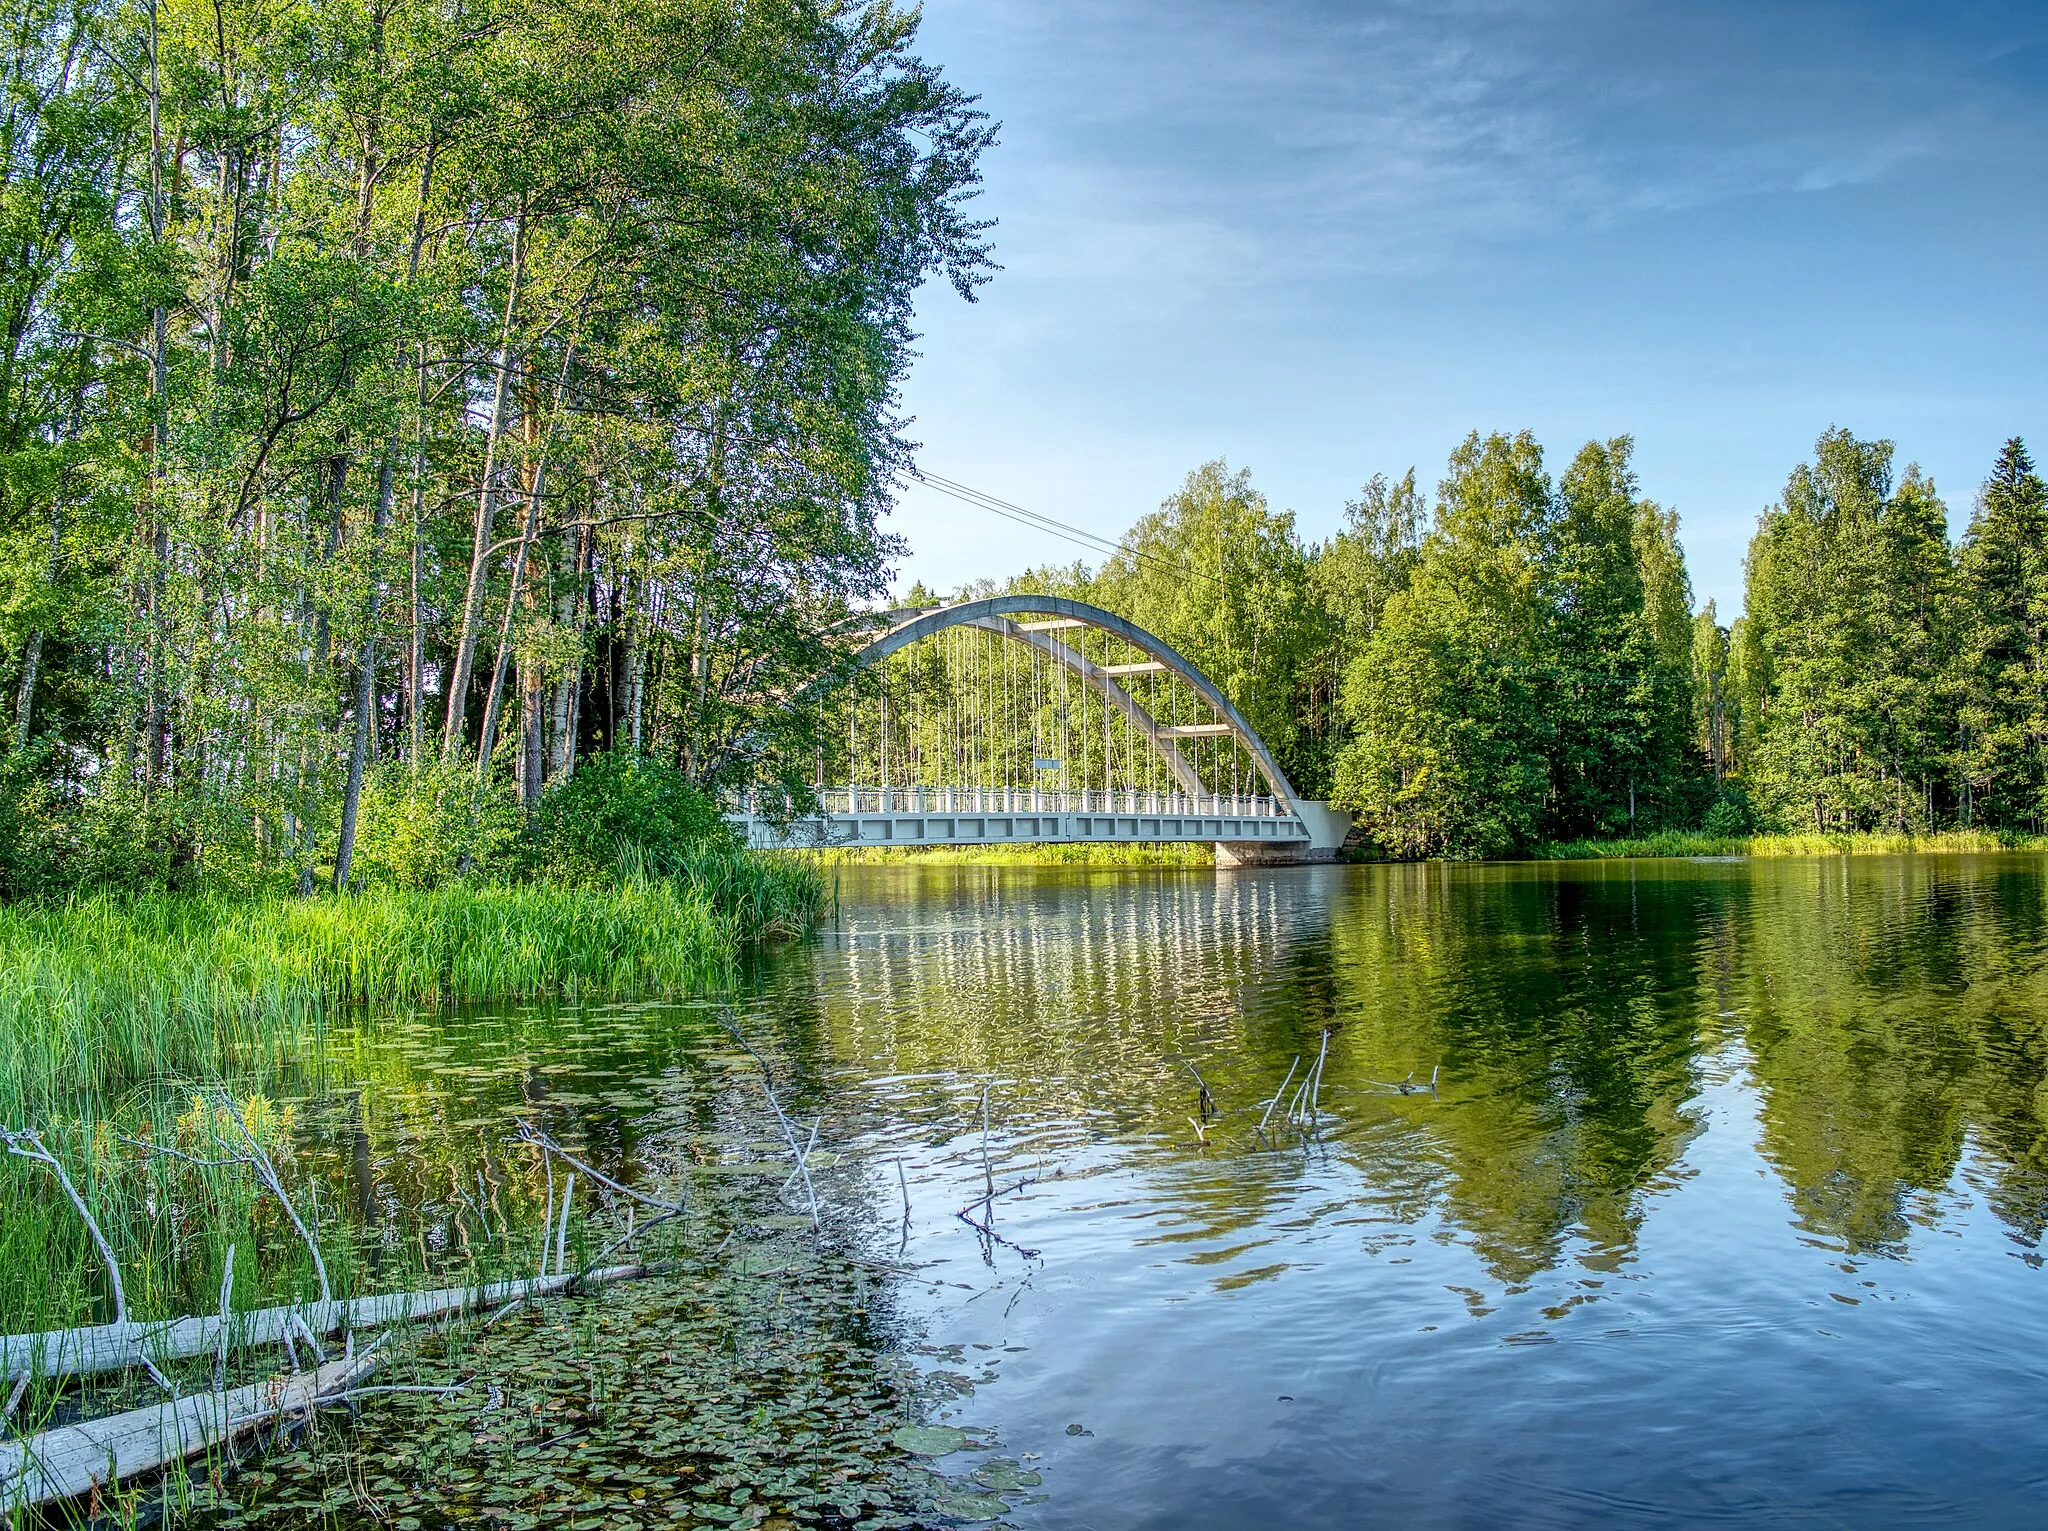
885, 0, 2048, 616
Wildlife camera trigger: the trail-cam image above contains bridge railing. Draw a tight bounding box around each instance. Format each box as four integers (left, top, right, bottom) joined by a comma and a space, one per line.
733, 786, 1295, 819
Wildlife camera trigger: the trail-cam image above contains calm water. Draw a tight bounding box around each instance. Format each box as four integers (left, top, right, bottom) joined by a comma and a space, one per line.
307, 857, 2048, 1527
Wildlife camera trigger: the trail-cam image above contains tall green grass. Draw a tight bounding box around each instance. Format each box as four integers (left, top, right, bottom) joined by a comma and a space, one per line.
0, 880, 738, 1120
0, 851, 822, 1343
1532, 828, 2048, 860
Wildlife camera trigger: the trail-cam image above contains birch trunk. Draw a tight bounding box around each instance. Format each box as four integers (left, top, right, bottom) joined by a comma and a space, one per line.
333, 450, 395, 890
440, 210, 526, 761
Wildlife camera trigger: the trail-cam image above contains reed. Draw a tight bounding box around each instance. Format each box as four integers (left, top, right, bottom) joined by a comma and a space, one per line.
0, 880, 744, 1121
0, 853, 823, 1346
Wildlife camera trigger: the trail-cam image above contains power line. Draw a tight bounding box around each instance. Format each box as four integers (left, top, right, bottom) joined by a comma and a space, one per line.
907, 468, 1225, 591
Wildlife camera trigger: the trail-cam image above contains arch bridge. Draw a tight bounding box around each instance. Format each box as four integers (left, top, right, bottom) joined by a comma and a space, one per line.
734, 595, 1350, 863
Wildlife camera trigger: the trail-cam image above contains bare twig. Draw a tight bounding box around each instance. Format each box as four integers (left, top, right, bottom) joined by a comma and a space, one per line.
213, 1246, 235, 1395
1181, 1061, 1217, 1117
781, 1120, 821, 1196
116, 1135, 238, 1169
954, 1208, 1039, 1259
594, 1209, 683, 1264
1306, 1029, 1332, 1119
554, 1175, 576, 1275
979, 1083, 994, 1209
513, 1121, 683, 1214
957, 1177, 1034, 1218
1258, 1058, 1301, 1136
2, 1128, 129, 1327
718, 1015, 821, 1231
211, 1096, 332, 1307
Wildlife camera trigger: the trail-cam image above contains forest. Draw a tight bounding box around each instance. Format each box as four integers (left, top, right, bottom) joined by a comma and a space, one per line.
974, 430, 2048, 859
0, 0, 992, 898
4, 0, 2044, 889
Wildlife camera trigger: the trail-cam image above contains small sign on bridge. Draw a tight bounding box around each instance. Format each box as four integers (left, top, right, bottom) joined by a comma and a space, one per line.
1034, 757, 1062, 770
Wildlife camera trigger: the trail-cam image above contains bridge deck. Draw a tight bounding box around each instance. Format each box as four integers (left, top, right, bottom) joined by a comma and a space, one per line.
731, 788, 1310, 850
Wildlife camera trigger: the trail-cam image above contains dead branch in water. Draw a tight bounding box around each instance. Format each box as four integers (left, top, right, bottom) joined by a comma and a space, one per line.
718, 1012, 822, 1231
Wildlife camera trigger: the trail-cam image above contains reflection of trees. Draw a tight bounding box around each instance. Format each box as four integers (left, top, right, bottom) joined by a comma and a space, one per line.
1736, 856, 2048, 1255
290, 856, 2048, 1308
1321, 862, 1709, 1282
800, 864, 1712, 1285
799, 858, 2048, 1289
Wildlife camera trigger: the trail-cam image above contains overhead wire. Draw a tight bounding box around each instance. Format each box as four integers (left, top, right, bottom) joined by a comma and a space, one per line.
908, 469, 1228, 592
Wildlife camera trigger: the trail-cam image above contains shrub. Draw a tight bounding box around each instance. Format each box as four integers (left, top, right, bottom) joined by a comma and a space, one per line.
527, 753, 735, 883
350, 760, 525, 889
1701, 784, 1758, 838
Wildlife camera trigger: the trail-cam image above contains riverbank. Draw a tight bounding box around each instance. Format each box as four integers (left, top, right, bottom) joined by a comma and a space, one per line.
1531, 828, 2048, 860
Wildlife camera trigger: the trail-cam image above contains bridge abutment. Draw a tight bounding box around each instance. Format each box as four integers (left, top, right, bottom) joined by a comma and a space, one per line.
1216, 800, 1353, 866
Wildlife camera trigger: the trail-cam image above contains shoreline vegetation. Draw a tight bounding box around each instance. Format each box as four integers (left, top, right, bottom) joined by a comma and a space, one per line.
0, 848, 824, 1120
816, 829, 2048, 867
1529, 829, 2048, 861
0, 847, 821, 1383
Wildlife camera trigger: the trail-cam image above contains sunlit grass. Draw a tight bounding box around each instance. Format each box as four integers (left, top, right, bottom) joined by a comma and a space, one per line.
0, 851, 823, 1345
1532, 828, 2048, 860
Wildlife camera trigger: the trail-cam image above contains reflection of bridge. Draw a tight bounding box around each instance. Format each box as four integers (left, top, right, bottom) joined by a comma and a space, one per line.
735, 595, 1351, 863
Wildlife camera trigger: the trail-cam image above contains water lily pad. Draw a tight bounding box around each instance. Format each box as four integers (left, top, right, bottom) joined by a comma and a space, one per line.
890, 1424, 969, 1456
935, 1492, 1009, 1521
972, 1460, 1039, 1491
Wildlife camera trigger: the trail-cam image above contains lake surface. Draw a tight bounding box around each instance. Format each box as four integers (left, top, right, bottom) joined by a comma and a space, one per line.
300, 856, 2048, 1528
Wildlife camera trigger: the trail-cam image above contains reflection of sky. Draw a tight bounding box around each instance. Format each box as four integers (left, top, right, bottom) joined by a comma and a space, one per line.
793, 859, 2048, 1528
890, 1, 2048, 615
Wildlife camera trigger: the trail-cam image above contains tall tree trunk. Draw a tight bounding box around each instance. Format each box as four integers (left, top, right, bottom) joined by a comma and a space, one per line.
548, 522, 589, 782
626, 559, 646, 757
334, 449, 396, 891
441, 209, 526, 761
475, 461, 545, 779
520, 657, 544, 807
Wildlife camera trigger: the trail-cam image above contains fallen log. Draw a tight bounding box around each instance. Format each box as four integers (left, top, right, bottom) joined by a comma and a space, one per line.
1, 1263, 649, 1383
0, 1350, 378, 1513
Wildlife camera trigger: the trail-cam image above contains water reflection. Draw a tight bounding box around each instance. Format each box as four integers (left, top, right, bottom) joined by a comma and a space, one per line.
256, 857, 2048, 1528
753, 858, 2048, 1528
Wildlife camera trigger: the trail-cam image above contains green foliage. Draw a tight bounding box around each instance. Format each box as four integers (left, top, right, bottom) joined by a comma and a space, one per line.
1093, 461, 1335, 797
1953, 438, 2048, 830
350, 761, 525, 890
0, 0, 994, 898
1701, 783, 1758, 837
526, 752, 735, 884
1741, 430, 1956, 832
1329, 432, 1702, 857
1534, 827, 2034, 860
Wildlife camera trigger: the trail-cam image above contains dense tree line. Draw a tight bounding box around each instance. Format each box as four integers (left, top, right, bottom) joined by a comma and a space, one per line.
987, 429, 2045, 857
0, 0, 991, 892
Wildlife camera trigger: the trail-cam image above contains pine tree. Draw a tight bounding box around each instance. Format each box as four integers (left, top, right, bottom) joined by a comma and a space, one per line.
1954, 438, 2048, 829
